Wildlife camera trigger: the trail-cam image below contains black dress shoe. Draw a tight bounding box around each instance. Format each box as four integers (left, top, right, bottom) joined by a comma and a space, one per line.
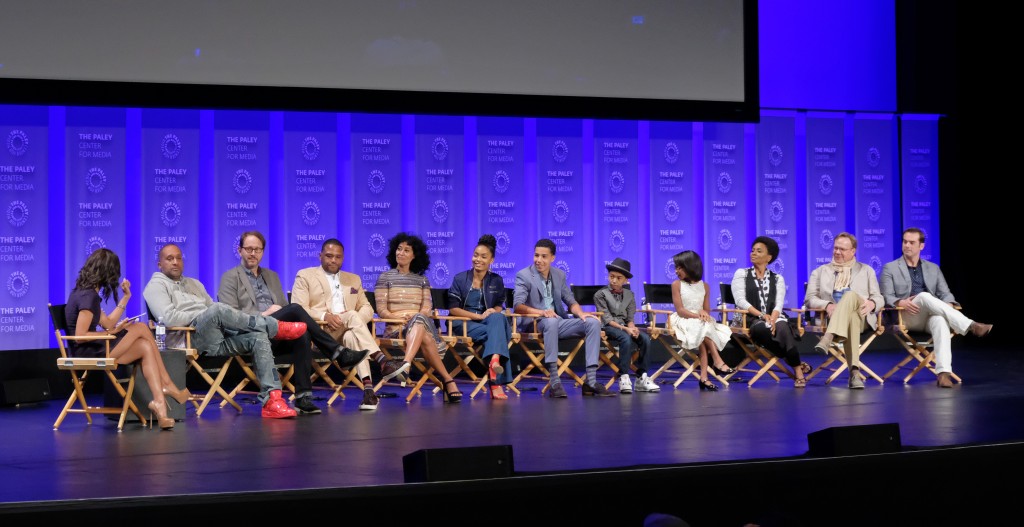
294, 395, 322, 415
331, 347, 370, 368
711, 364, 736, 376
547, 383, 568, 398
581, 382, 617, 397
698, 379, 719, 391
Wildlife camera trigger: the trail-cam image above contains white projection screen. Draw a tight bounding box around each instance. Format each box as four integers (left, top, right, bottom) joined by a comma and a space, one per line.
0, 0, 757, 121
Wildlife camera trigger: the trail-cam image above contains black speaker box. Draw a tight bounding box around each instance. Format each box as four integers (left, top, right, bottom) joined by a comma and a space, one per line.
403, 445, 514, 483
808, 423, 901, 457
0, 378, 51, 405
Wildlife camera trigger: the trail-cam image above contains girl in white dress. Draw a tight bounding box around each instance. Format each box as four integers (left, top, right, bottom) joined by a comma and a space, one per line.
669, 250, 735, 391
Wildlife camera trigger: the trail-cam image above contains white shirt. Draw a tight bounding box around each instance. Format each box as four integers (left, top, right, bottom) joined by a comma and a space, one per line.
322, 270, 346, 318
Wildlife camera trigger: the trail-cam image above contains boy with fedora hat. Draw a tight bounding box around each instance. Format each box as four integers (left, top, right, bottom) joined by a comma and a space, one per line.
594, 257, 659, 393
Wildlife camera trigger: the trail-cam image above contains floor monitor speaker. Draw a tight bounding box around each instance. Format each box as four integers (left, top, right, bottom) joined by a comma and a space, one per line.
807, 423, 901, 457
403, 444, 514, 483
0, 378, 51, 405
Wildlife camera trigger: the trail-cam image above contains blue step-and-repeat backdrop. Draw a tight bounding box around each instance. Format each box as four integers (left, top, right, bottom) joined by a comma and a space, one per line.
0, 106, 940, 350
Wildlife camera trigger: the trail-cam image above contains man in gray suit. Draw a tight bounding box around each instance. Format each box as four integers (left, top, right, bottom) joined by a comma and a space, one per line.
218, 231, 369, 414
513, 238, 614, 398
804, 232, 884, 389
880, 227, 992, 387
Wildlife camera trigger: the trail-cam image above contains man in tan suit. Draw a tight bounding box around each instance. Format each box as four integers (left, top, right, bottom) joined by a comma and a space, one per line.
804, 232, 884, 389
292, 238, 405, 411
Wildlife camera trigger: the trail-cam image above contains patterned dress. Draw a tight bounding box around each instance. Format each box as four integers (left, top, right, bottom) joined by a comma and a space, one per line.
667, 280, 732, 350
374, 269, 447, 353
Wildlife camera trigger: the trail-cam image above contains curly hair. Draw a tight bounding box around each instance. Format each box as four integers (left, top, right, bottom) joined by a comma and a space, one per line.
752, 236, 780, 264
672, 250, 703, 283
476, 234, 497, 257
386, 232, 430, 275
75, 248, 122, 303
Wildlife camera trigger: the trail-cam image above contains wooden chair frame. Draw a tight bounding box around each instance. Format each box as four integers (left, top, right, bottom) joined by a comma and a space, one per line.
714, 282, 805, 387
145, 303, 241, 417
803, 307, 885, 385
218, 353, 296, 408
881, 306, 963, 384
506, 288, 589, 394
49, 303, 147, 431
316, 324, 365, 406
429, 288, 521, 399
281, 291, 362, 405
364, 291, 446, 402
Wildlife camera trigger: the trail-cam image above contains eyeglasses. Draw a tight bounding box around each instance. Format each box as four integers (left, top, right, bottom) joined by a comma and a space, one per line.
241, 247, 264, 255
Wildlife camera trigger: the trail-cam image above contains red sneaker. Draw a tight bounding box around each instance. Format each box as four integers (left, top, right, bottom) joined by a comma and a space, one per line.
261, 389, 297, 418
272, 321, 307, 341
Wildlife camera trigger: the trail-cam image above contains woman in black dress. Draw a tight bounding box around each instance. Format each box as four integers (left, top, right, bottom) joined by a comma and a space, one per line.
66, 248, 190, 429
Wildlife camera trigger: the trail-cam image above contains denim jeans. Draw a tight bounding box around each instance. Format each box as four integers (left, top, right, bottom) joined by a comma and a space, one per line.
192, 303, 281, 404
603, 325, 652, 375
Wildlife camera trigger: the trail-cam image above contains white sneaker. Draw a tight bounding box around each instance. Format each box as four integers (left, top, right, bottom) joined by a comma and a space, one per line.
618, 375, 633, 394
635, 373, 661, 392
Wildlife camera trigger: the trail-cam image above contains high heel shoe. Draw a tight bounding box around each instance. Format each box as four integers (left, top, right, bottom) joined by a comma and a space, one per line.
489, 382, 508, 400
711, 363, 736, 376
162, 385, 192, 405
698, 379, 719, 391
442, 379, 463, 404
488, 355, 504, 379
147, 400, 175, 430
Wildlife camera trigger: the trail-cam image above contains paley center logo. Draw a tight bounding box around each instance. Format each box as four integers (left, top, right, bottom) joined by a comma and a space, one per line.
161, 133, 181, 160
368, 233, 387, 258
6, 129, 29, 156
233, 169, 253, 194
552, 140, 568, 163
302, 201, 321, 226
493, 170, 510, 194
160, 202, 182, 228
7, 271, 29, 298
7, 200, 28, 227
302, 136, 320, 161
368, 169, 386, 194
663, 142, 679, 164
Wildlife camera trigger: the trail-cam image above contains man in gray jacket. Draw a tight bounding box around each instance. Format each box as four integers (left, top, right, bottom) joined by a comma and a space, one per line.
880, 227, 992, 387
144, 243, 309, 418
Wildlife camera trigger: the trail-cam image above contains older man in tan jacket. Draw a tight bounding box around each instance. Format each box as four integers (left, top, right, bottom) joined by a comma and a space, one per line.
804, 232, 884, 389
292, 239, 405, 410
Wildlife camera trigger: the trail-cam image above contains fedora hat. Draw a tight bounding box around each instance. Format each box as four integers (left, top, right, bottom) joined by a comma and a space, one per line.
606, 257, 633, 279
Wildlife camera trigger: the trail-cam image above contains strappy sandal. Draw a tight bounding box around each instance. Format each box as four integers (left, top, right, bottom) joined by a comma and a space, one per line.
794, 377, 807, 388
488, 355, 504, 379
442, 379, 463, 403
489, 382, 508, 400
799, 361, 812, 375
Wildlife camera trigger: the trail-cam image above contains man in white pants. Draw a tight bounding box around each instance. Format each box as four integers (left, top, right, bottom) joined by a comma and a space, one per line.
880, 227, 993, 387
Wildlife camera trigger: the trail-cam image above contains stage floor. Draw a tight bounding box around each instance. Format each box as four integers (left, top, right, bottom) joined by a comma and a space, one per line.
2, 342, 1022, 512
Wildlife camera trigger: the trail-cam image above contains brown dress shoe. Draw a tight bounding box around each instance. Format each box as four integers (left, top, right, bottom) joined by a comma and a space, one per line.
936, 372, 954, 388
969, 322, 993, 338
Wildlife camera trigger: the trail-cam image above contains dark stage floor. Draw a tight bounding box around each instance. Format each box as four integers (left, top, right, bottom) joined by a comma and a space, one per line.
2, 340, 1022, 524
